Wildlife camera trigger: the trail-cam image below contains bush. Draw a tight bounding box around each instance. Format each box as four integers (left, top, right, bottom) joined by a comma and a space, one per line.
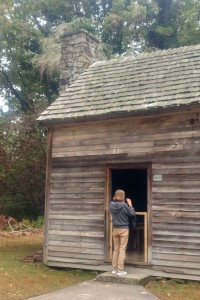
22, 216, 44, 228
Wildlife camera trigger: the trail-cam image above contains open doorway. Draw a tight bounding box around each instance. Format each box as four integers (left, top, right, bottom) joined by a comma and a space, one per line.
110, 167, 148, 263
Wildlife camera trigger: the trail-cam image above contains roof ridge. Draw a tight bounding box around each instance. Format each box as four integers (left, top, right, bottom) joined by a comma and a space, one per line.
92, 44, 200, 67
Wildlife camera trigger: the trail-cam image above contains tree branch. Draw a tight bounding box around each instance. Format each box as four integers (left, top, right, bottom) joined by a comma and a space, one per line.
0, 69, 30, 113
32, 14, 48, 36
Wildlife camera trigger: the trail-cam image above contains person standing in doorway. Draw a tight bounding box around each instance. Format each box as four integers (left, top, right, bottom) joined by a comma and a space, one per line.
110, 189, 136, 276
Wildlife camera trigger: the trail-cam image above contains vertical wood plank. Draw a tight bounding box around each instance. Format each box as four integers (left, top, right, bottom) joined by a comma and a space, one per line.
44, 128, 53, 263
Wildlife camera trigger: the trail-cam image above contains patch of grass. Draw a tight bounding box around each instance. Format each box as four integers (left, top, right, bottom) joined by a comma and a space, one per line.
2, 235, 200, 300
145, 278, 200, 300
0, 235, 96, 300
22, 216, 44, 228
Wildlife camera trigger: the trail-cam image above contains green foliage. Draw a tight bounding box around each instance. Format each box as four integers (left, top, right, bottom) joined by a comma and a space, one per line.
176, 0, 200, 46
147, 0, 200, 49
22, 216, 44, 228
155, 25, 174, 36
101, 0, 158, 55
0, 112, 47, 219
0, 195, 34, 221
0, 0, 59, 112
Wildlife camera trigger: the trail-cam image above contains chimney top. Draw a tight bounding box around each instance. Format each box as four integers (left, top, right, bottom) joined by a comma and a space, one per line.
60, 29, 100, 43
59, 30, 100, 93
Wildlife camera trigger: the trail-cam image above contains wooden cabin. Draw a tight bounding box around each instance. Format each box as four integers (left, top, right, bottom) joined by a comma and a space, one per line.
38, 30, 200, 281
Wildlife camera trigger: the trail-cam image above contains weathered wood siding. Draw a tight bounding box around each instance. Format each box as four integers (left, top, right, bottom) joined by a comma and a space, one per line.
46, 109, 200, 275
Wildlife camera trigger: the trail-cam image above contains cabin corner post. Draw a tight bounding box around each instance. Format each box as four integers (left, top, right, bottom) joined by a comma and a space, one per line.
43, 127, 53, 264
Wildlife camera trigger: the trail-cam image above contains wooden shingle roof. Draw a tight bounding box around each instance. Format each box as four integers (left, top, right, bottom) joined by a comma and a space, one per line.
38, 45, 200, 124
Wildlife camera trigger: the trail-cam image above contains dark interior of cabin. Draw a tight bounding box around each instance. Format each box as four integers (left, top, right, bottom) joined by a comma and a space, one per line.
111, 168, 147, 262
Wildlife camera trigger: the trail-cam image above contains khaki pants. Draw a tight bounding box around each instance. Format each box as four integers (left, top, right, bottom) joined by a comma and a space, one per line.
112, 228, 129, 271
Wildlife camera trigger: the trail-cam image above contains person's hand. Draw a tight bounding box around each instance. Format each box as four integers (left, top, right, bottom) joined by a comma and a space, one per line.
126, 198, 132, 207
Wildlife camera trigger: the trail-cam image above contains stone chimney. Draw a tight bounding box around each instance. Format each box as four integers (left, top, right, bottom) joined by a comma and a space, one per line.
59, 29, 100, 93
